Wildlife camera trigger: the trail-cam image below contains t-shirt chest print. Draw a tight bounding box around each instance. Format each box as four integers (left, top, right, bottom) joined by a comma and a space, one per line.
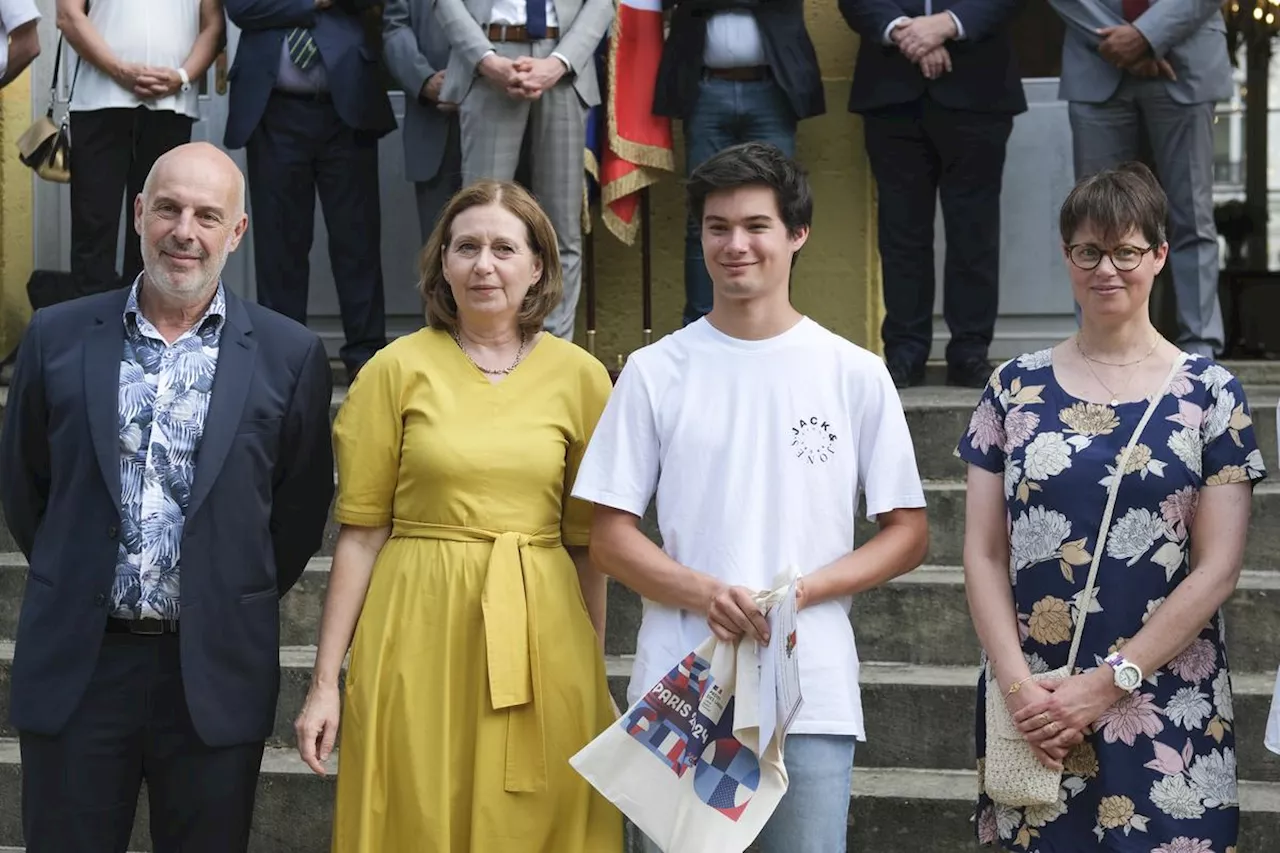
791, 415, 838, 464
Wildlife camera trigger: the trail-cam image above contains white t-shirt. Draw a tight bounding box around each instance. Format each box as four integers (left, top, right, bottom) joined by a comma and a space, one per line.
571, 317, 927, 738
70, 0, 201, 117
0, 0, 40, 81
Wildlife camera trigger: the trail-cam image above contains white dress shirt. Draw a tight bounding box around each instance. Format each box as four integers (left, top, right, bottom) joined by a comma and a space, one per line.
703, 11, 767, 69
70, 0, 201, 117
489, 0, 561, 29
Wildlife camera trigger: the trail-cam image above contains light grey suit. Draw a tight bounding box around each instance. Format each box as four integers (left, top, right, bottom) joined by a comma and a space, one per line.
383, 0, 464, 243
1051, 0, 1228, 355
434, 0, 614, 340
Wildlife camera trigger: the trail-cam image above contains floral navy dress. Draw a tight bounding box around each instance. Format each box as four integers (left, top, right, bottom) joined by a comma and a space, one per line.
957, 350, 1267, 853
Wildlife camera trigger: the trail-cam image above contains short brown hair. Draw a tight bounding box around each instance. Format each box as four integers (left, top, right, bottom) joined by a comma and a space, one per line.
1059, 161, 1168, 248
418, 180, 563, 334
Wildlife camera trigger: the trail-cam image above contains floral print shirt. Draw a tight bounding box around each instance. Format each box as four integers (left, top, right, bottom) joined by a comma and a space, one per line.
110, 280, 225, 620
956, 350, 1266, 853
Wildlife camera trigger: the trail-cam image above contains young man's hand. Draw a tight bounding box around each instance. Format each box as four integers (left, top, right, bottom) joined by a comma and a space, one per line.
706, 584, 770, 644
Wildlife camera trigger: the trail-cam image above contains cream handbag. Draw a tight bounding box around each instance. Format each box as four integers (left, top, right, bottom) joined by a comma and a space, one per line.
983, 354, 1186, 807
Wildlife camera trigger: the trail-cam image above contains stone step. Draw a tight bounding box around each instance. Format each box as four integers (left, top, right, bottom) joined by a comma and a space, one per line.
6, 557, 1280, 673
4, 477, 1280, 570
3, 738, 1280, 853
852, 663, 1280, 784
3, 644, 1278, 786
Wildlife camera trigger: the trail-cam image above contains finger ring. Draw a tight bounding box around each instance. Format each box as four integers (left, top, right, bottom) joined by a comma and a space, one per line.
1037, 712, 1052, 726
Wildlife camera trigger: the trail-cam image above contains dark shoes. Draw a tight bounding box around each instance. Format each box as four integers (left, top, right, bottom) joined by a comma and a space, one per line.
946, 356, 994, 389
887, 358, 926, 390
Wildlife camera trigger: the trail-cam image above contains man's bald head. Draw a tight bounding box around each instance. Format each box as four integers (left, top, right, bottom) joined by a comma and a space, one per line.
134, 142, 250, 307
142, 142, 245, 217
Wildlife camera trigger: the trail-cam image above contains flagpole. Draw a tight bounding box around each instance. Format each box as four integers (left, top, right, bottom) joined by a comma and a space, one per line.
585, 205, 597, 359
641, 187, 653, 347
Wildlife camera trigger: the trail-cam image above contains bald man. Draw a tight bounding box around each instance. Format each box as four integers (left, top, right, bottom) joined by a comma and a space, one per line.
0, 142, 335, 852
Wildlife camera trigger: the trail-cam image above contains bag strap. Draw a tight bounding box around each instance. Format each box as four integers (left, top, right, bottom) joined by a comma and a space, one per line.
46, 34, 83, 120
1063, 352, 1188, 671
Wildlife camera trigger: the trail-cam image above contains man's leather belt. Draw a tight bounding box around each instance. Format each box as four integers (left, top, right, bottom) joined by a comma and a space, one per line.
272, 88, 334, 104
704, 65, 772, 82
485, 23, 560, 42
106, 617, 180, 635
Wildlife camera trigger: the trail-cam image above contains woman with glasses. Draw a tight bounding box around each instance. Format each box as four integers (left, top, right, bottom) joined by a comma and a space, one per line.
956, 162, 1265, 850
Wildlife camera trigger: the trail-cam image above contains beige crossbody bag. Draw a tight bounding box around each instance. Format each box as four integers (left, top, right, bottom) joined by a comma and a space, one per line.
983, 353, 1186, 807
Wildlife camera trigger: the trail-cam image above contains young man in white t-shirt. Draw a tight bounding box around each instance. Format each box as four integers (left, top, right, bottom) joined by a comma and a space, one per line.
0, 0, 40, 89
572, 141, 930, 852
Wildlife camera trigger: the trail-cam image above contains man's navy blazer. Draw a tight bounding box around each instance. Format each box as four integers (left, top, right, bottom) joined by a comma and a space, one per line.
223, 0, 396, 150
840, 0, 1027, 115
0, 287, 335, 747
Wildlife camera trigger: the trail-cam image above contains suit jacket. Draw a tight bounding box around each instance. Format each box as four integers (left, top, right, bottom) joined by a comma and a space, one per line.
383, 0, 455, 183
223, 0, 397, 149
0, 288, 335, 747
655, 0, 825, 122
434, 0, 615, 107
841, 0, 1027, 115
1049, 0, 1230, 105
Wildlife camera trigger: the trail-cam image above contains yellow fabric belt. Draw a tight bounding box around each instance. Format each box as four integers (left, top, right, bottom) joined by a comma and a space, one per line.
392, 519, 562, 793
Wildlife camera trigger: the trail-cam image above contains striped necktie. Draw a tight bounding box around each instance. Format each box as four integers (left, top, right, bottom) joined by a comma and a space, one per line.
526, 0, 547, 39
286, 27, 319, 70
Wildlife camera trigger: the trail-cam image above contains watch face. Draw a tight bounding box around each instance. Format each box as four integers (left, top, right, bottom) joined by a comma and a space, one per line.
1116, 664, 1142, 691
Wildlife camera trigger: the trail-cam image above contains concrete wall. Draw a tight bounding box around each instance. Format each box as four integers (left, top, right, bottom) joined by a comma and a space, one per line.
0, 75, 35, 360
585, 5, 880, 368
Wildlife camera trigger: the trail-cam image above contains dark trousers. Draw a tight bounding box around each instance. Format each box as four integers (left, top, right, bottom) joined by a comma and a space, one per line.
68, 107, 194, 295
246, 92, 387, 374
863, 98, 1013, 368
19, 632, 265, 853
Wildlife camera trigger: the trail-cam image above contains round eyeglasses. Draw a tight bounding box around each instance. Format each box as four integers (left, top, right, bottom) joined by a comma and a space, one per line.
1066, 243, 1154, 272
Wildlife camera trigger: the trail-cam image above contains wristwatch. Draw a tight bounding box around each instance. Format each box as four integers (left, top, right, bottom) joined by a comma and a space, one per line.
1104, 652, 1143, 692
177, 67, 191, 93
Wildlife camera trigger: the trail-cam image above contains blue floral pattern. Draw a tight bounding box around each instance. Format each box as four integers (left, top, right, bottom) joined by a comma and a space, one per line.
111, 280, 224, 620
956, 351, 1266, 853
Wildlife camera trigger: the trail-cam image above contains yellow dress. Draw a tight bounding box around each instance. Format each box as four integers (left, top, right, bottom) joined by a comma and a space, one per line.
329, 328, 622, 853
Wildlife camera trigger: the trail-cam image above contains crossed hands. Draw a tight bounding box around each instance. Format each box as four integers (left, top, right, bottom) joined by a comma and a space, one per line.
1097, 24, 1177, 82
1006, 669, 1120, 771
891, 14, 958, 81
114, 62, 187, 99
480, 53, 568, 101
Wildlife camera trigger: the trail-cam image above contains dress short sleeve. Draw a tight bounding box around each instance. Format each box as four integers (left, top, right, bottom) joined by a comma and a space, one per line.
1200, 369, 1267, 487
332, 350, 404, 527
955, 366, 1010, 474
561, 357, 614, 546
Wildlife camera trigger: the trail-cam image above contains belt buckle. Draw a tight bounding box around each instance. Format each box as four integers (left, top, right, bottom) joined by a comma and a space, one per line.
130, 618, 165, 636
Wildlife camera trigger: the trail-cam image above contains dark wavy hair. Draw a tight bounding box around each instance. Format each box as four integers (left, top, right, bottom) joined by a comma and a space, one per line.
687, 141, 813, 240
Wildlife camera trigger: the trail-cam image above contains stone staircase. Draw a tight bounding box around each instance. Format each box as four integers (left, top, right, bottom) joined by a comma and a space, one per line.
1, 371, 1280, 851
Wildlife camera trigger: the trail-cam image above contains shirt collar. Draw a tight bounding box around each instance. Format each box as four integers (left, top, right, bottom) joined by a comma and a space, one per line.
123, 274, 227, 336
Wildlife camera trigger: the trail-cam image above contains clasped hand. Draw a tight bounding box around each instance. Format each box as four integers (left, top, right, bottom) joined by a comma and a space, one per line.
116, 63, 184, 99
481, 54, 567, 100
1097, 24, 1177, 82
891, 15, 955, 81
1006, 669, 1118, 770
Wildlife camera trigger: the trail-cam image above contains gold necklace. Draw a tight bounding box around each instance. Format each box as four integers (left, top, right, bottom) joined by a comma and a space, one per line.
452, 329, 528, 376
1074, 333, 1159, 407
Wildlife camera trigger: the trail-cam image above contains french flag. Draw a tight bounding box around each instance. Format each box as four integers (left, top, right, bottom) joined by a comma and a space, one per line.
599, 0, 675, 243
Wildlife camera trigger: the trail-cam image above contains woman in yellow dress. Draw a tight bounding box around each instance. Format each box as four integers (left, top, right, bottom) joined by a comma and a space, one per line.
293, 179, 622, 852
